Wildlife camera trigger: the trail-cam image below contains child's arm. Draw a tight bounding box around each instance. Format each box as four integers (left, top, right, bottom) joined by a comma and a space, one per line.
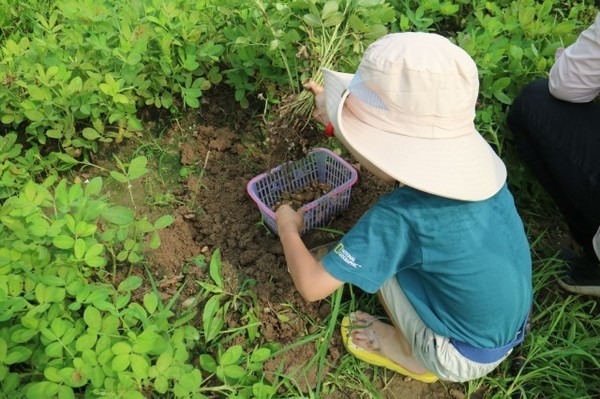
276, 205, 344, 302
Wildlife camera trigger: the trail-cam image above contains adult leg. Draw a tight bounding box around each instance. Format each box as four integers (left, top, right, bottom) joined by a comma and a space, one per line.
507, 78, 600, 259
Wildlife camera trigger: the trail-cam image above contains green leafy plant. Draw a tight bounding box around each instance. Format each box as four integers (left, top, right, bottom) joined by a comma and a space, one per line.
276, 0, 396, 127
0, 0, 224, 151
109, 155, 149, 210
0, 175, 194, 398
196, 249, 262, 344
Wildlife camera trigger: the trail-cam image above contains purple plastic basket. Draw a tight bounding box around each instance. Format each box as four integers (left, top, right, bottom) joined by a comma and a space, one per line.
247, 148, 358, 235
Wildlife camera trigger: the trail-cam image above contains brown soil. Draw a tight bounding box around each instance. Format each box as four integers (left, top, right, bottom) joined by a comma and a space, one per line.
121, 88, 463, 398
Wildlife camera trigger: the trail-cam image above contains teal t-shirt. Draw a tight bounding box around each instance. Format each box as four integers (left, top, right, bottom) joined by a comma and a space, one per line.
322, 184, 532, 348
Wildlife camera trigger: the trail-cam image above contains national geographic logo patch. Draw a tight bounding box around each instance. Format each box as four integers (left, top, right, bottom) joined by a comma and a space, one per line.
333, 243, 362, 269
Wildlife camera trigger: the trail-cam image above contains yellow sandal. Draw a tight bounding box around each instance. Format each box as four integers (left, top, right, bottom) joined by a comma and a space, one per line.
341, 315, 439, 383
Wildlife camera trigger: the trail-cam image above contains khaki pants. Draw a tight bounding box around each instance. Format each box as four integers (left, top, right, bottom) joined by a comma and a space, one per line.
379, 277, 509, 382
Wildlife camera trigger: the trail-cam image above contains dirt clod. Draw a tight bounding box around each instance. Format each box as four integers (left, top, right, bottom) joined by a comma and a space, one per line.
272, 179, 332, 210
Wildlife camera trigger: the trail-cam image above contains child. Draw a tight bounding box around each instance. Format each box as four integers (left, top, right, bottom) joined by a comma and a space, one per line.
276, 32, 532, 382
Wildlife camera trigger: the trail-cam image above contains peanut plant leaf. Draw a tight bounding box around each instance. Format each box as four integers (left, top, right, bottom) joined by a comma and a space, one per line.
149, 232, 161, 249
53, 235, 75, 250
130, 354, 149, 379
83, 306, 102, 330
5, 345, 33, 364
109, 171, 128, 183
153, 215, 174, 230
74, 238, 86, 259
127, 156, 148, 180
84, 256, 106, 268
102, 206, 134, 226
143, 292, 159, 314
82, 128, 101, 140
111, 354, 130, 372
303, 13, 321, 27
199, 354, 217, 373
250, 347, 271, 363
24, 109, 44, 122
118, 276, 142, 292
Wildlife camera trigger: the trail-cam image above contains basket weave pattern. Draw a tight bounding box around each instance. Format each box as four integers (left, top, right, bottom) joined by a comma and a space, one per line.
247, 148, 358, 235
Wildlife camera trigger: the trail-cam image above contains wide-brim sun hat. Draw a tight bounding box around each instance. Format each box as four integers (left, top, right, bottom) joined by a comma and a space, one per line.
324, 32, 506, 201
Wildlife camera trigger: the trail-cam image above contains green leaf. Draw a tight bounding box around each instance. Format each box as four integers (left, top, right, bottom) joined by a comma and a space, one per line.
130, 354, 149, 379
133, 331, 164, 354
57, 385, 75, 399
223, 364, 245, 380
303, 13, 321, 27
102, 206, 135, 225
47, 130, 63, 139
11, 328, 37, 343
44, 367, 63, 383
209, 249, 223, 288
156, 351, 173, 372
252, 382, 276, 397
45, 341, 63, 358
154, 375, 169, 394
82, 128, 101, 140
85, 177, 103, 196
0, 338, 7, 359
118, 275, 142, 292
109, 171, 128, 183
25, 381, 60, 398
493, 90, 512, 105
492, 77, 511, 92
84, 256, 106, 268
220, 345, 242, 366
75, 333, 97, 352
111, 341, 132, 355
28, 85, 49, 101
114, 93, 130, 104
154, 215, 174, 230
143, 292, 159, 314
177, 369, 202, 392
5, 345, 32, 364
149, 232, 161, 249
85, 243, 104, 258
127, 156, 148, 180
24, 109, 44, 122
202, 295, 224, 343
199, 354, 217, 373
51, 318, 67, 338
83, 306, 102, 330
250, 347, 271, 363
184, 93, 200, 108
321, 1, 338, 19
54, 152, 79, 165
111, 354, 130, 372
74, 238, 86, 259
53, 235, 75, 250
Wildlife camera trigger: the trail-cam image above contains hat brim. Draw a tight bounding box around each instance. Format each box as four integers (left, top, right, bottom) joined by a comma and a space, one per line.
323, 69, 506, 201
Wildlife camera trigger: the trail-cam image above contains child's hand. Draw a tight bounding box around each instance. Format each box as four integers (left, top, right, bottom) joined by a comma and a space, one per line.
276, 204, 304, 236
303, 81, 329, 127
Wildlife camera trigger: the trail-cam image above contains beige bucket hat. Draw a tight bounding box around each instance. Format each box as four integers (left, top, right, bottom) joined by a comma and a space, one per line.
324, 32, 506, 201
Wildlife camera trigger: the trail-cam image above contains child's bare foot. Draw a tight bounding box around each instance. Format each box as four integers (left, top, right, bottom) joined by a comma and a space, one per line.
350, 310, 428, 374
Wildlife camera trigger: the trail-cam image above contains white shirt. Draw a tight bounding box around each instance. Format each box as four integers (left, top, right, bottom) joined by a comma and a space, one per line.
549, 12, 600, 103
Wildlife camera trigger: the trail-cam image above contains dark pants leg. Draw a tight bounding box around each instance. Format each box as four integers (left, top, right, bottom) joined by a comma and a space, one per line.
507, 79, 600, 260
